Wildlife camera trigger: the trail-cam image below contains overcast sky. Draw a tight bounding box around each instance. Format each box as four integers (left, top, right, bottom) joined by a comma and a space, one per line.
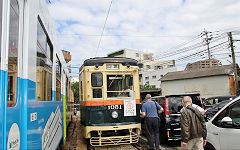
47, 0, 240, 76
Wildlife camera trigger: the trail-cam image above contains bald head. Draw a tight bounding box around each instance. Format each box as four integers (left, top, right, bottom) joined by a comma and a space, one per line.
145, 94, 152, 101
182, 96, 192, 107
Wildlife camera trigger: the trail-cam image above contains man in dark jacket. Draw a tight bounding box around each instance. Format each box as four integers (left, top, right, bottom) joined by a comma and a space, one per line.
181, 96, 207, 150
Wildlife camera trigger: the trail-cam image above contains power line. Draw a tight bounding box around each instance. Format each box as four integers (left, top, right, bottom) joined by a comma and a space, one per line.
95, 0, 113, 57
155, 35, 227, 60
57, 34, 196, 38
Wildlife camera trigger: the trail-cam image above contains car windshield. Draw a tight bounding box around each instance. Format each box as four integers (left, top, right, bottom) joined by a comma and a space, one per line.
168, 95, 202, 114
168, 97, 183, 114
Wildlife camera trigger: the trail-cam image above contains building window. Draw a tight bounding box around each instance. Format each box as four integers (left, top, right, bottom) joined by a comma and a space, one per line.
145, 77, 149, 80
136, 53, 139, 57
152, 75, 156, 79
8, 0, 19, 107
168, 65, 174, 68
146, 65, 151, 69
36, 18, 53, 101
156, 66, 163, 70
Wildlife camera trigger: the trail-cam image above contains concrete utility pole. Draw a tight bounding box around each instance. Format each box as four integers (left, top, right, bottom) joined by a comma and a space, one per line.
202, 29, 212, 59
228, 32, 239, 95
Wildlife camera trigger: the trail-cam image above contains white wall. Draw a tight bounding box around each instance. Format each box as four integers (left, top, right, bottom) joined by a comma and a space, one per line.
124, 49, 153, 62
141, 66, 184, 88
161, 75, 231, 98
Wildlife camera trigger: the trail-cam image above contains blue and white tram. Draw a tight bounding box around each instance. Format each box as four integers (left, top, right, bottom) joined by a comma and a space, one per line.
0, 0, 71, 149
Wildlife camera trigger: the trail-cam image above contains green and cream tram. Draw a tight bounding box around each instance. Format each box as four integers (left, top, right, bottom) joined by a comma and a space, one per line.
79, 57, 141, 146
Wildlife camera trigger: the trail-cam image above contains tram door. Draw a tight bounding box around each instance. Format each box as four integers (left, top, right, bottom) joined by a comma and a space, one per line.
1, 0, 22, 149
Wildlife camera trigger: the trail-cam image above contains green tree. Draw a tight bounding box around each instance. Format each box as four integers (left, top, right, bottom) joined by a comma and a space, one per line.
71, 82, 79, 103
141, 81, 157, 90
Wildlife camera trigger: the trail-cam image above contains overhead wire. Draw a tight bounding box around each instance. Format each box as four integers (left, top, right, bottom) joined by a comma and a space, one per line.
95, 0, 113, 57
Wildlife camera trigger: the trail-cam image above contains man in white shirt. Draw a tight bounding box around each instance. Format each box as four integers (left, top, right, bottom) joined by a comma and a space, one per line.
180, 101, 205, 114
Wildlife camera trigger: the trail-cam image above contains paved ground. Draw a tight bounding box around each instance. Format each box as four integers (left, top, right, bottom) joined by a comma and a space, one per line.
59, 114, 181, 150
58, 115, 88, 150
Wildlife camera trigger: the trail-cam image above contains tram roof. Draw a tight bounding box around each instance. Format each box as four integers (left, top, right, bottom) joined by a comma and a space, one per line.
82, 57, 138, 67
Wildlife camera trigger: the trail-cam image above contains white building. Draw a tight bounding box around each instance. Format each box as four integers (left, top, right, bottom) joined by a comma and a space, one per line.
71, 76, 79, 83
140, 66, 184, 88
107, 49, 184, 89
161, 65, 236, 98
139, 59, 175, 72
107, 49, 153, 62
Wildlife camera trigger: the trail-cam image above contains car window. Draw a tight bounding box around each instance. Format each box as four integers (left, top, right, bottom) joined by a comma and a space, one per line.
205, 98, 215, 105
212, 100, 230, 109
152, 97, 165, 106
229, 103, 240, 127
191, 95, 202, 107
213, 101, 240, 129
168, 97, 183, 114
167, 95, 202, 114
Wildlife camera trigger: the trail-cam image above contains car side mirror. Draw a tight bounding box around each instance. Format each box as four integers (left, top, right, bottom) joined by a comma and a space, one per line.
221, 117, 233, 127
218, 107, 222, 110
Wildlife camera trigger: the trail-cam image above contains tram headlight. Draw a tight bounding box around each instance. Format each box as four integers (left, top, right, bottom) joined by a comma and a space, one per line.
111, 111, 118, 119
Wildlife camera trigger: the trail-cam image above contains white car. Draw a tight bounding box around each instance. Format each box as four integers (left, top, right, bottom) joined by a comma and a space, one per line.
206, 96, 240, 150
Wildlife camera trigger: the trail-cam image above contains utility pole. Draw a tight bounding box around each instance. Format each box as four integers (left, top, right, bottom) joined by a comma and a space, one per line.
228, 32, 239, 95
202, 29, 212, 59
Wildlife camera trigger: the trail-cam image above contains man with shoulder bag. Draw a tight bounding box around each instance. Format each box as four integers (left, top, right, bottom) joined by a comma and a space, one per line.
140, 94, 164, 150
181, 96, 207, 150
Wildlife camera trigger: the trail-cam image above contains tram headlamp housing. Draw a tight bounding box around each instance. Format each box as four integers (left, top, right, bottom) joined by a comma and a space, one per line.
111, 111, 118, 119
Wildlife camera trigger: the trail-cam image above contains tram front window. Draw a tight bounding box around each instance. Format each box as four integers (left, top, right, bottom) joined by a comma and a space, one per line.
107, 75, 134, 98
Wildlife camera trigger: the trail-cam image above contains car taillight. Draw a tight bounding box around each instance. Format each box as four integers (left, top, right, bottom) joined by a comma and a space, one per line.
165, 98, 169, 115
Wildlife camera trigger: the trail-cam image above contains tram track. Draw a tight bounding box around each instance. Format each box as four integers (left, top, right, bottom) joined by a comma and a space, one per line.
88, 143, 142, 150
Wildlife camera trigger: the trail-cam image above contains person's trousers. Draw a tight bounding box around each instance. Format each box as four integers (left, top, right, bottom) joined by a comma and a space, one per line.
181, 137, 204, 150
146, 117, 160, 149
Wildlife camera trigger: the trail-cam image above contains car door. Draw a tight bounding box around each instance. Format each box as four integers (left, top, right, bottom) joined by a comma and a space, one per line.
211, 100, 240, 150
219, 101, 240, 150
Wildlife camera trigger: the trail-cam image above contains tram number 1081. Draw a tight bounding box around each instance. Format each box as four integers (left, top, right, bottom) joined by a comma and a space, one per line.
108, 105, 122, 110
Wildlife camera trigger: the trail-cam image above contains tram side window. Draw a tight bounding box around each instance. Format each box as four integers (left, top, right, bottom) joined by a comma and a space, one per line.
36, 18, 53, 101
91, 73, 102, 98
0, 0, 2, 66
56, 56, 62, 101
7, 0, 19, 107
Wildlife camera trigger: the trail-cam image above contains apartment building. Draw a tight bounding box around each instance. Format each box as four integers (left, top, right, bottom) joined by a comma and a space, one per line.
185, 59, 222, 70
